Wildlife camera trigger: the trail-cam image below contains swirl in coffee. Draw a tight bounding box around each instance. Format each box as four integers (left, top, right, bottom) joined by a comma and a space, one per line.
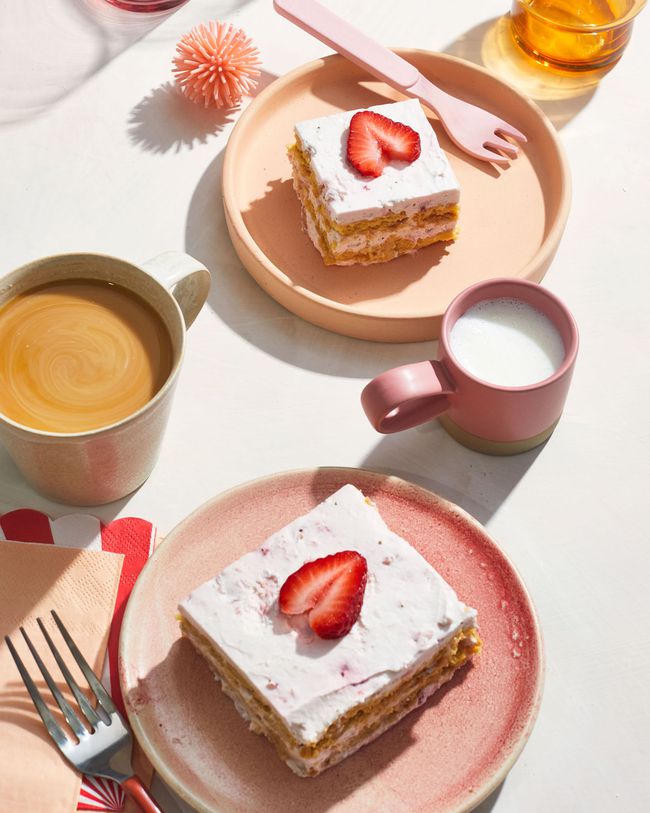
0, 280, 173, 433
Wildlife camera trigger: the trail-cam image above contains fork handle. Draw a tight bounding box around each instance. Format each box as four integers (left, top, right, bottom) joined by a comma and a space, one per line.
122, 776, 164, 813
274, 0, 432, 94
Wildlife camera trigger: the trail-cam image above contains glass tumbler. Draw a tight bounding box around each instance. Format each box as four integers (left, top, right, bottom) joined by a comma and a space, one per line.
510, 0, 647, 72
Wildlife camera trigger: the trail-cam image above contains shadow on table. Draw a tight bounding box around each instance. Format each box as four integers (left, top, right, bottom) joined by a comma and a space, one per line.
128, 83, 236, 154
128, 71, 277, 154
473, 781, 505, 812
442, 16, 597, 129
359, 421, 545, 526
131, 636, 475, 813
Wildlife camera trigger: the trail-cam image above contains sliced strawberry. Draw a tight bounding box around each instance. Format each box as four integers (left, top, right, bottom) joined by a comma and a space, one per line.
308, 563, 368, 639
346, 110, 421, 178
279, 550, 368, 639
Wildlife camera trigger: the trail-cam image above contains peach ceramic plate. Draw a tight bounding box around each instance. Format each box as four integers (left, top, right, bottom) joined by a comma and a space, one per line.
120, 468, 544, 813
222, 51, 570, 343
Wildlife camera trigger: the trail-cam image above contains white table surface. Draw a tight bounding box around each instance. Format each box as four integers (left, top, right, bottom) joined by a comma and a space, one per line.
1, 1, 649, 811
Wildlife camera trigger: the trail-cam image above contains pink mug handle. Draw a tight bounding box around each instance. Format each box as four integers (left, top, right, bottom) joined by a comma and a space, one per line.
361, 361, 455, 433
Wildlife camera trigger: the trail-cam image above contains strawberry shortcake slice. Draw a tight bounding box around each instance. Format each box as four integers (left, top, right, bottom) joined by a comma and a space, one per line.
178, 484, 480, 777
288, 99, 460, 266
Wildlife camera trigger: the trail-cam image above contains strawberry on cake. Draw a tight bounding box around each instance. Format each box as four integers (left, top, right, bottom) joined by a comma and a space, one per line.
178, 484, 481, 777
288, 98, 460, 266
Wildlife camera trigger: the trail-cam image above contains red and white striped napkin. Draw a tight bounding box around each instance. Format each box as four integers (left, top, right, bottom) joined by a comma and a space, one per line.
0, 509, 157, 813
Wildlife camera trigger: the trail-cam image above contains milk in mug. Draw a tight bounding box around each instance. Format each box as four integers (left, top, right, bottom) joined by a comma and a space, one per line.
449, 297, 565, 387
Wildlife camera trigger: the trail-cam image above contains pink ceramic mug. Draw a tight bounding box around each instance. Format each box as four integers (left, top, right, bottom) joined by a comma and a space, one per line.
361, 278, 579, 455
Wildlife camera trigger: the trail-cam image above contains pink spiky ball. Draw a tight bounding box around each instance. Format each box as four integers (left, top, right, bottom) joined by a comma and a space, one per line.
173, 21, 261, 109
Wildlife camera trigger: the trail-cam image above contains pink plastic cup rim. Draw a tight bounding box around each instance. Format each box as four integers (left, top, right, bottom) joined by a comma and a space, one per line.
439, 278, 579, 393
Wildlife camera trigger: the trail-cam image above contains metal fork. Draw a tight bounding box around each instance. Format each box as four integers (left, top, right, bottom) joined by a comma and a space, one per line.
274, 0, 526, 166
5, 610, 162, 813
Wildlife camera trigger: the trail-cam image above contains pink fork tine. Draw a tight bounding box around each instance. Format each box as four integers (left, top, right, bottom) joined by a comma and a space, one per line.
484, 137, 520, 159
496, 122, 527, 141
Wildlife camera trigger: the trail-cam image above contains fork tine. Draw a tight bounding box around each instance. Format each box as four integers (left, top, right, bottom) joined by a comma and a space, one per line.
495, 122, 527, 144
472, 145, 510, 166
4, 634, 69, 750
37, 617, 104, 728
51, 610, 117, 716
484, 137, 519, 160
20, 625, 89, 740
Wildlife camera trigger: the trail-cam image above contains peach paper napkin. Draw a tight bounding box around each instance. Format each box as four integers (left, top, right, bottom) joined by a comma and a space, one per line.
0, 540, 123, 813
0, 510, 158, 812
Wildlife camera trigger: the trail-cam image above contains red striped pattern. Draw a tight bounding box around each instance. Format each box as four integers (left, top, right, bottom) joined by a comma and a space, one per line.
77, 775, 125, 810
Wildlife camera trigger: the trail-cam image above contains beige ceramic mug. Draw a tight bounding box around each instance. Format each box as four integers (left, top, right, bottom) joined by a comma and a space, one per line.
0, 251, 211, 505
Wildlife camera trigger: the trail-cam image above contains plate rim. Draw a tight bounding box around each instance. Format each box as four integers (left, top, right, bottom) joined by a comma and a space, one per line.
222, 50, 571, 334
120, 466, 545, 813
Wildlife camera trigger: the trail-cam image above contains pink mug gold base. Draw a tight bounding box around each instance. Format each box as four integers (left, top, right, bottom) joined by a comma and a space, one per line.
439, 414, 559, 455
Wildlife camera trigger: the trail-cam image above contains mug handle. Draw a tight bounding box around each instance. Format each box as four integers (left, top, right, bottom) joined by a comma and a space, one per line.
142, 251, 211, 329
361, 360, 455, 433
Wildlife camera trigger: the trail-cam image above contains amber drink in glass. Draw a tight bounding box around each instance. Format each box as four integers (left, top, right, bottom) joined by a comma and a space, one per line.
510, 0, 646, 72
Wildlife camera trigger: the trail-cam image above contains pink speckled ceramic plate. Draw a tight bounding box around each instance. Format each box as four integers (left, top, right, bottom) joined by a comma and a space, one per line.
222, 51, 570, 342
120, 469, 543, 813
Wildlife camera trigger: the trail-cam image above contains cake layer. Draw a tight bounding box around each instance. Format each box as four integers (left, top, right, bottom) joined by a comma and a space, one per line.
290, 146, 458, 263
179, 485, 478, 746
301, 203, 456, 266
181, 616, 481, 776
289, 143, 458, 235
293, 99, 460, 225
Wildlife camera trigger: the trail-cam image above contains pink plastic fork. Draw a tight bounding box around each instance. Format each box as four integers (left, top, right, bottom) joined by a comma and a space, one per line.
274, 0, 526, 165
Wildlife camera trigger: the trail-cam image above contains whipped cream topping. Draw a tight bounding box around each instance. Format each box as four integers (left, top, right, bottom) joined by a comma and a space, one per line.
294, 99, 460, 225
179, 484, 476, 744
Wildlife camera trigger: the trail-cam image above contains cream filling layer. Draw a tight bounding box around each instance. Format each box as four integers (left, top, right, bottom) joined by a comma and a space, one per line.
302, 207, 455, 266
292, 160, 457, 264
297, 165, 456, 252
318, 206, 455, 254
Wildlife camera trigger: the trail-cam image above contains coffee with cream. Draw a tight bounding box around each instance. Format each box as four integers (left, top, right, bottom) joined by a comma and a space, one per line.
0, 280, 173, 433
449, 297, 565, 387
